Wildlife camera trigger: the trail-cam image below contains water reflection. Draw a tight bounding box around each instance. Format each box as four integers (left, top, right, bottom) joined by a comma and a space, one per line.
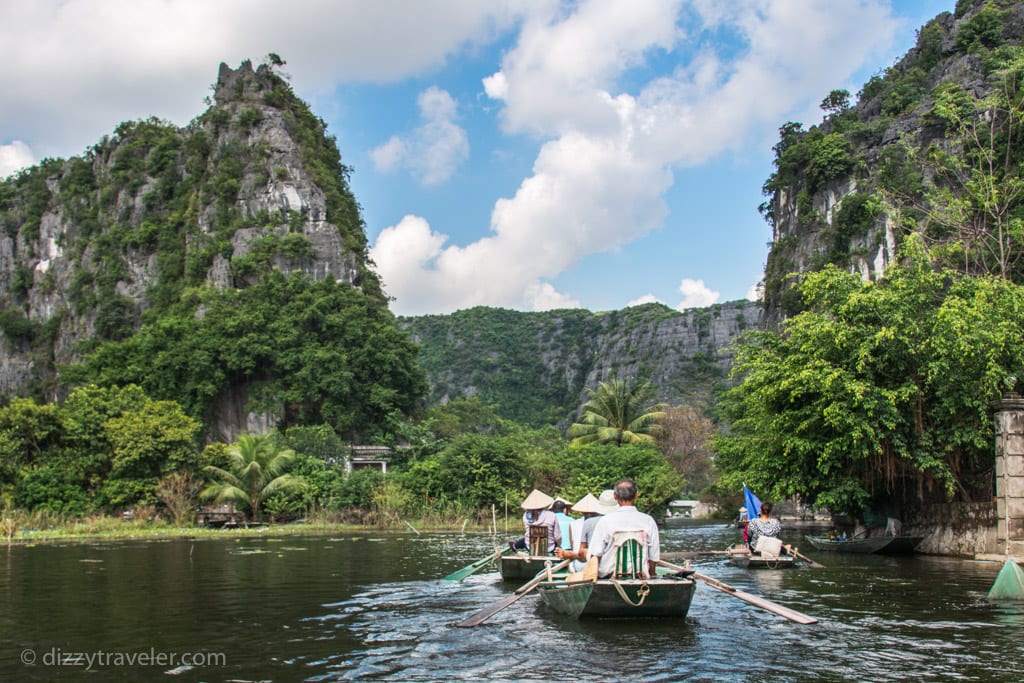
1, 525, 1023, 682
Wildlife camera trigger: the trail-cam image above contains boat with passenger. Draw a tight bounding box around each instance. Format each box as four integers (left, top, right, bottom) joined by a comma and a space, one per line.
535, 536, 696, 619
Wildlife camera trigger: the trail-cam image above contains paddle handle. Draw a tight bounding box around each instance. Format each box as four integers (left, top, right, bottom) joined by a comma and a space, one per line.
655, 559, 818, 625
455, 558, 571, 627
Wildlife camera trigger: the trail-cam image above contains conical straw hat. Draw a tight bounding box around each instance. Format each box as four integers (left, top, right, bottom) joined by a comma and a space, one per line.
572, 493, 599, 514
521, 488, 555, 510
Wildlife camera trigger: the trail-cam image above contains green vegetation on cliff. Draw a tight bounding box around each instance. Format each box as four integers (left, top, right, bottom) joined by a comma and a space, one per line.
0, 59, 425, 441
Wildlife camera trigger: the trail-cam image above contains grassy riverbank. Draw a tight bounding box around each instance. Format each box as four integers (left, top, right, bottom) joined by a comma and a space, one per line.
1, 512, 500, 546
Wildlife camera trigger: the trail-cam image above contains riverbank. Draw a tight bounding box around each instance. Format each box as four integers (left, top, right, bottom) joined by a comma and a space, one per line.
1, 515, 497, 546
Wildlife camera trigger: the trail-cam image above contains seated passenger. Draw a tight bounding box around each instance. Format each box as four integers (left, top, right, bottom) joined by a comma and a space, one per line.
746, 501, 791, 556
555, 489, 618, 572
586, 479, 660, 578
508, 489, 561, 554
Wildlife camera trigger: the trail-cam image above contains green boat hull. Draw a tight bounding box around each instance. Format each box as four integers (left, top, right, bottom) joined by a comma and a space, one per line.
537, 577, 696, 619
500, 554, 558, 581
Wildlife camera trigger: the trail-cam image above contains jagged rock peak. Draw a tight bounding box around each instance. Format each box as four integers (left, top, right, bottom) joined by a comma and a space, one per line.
214, 59, 279, 107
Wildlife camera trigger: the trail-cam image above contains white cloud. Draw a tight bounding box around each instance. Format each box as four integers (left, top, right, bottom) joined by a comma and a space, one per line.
675, 278, 719, 310
373, 0, 899, 314
0, 141, 34, 178
371, 87, 469, 185
627, 294, 662, 307
0, 0, 525, 158
746, 282, 763, 302
370, 213, 581, 315
369, 137, 406, 173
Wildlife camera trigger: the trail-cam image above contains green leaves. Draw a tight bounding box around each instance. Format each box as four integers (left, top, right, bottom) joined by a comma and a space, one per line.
716, 250, 1024, 515
72, 274, 426, 440
0, 385, 201, 513
201, 433, 306, 521
569, 378, 666, 447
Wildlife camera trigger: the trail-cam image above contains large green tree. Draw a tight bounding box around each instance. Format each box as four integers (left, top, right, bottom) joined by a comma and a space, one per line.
71, 272, 427, 440
714, 241, 1024, 516
568, 379, 666, 447
0, 384, 201, 513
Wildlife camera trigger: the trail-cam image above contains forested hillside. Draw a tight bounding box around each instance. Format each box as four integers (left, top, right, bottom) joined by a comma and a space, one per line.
761, 0, 1024, 321
401, 300, 758, 426
0, 60, 425, 443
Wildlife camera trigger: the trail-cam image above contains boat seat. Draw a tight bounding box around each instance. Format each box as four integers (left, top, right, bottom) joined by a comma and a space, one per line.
528, 524, 547, 556
613, 530, 649, 579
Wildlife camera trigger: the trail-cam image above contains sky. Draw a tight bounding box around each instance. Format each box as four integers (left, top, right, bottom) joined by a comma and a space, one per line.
0, 0, 954, 316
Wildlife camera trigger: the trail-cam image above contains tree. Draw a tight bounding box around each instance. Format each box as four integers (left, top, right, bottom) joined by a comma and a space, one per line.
655, 405, 716, 492
568, 379, 666, 447
73, 273, 427, 441
101, 400, 201, 508
560, 443, 685, 518
201, 433, 306, 522
820, 89, 851, 116
157, 473, 202, 525
714, 240, 1024, 516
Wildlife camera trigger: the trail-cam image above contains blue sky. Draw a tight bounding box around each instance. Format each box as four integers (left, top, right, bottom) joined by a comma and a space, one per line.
1, 0, 954, 315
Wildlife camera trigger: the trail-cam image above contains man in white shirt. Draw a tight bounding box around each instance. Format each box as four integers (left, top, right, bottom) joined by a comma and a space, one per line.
586, 478, 661, 578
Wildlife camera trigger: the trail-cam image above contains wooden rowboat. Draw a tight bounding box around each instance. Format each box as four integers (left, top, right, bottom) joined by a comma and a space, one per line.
727, 553, 796, 569
804, 534, 924, 554
501, 553, 559, 581
536, 572, 696, 619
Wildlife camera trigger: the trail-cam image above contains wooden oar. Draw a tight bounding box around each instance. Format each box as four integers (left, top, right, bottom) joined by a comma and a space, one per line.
791, 548, 825, 569
655, 560, 818, 625
442, 548, 504, 582
455, 559, 571, 627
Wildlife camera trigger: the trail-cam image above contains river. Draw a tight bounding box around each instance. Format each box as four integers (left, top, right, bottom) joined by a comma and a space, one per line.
0, 522, 1021, 682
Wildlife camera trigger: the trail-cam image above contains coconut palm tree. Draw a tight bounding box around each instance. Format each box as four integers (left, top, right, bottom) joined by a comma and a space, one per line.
201, 433, 306, 522
568, 378, 667, 447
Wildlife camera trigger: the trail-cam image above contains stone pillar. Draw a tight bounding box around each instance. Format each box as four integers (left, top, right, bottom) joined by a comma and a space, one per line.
993, 395, 1024, 556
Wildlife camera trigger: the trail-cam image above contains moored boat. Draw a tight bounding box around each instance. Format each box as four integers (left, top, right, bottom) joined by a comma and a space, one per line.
804, 534, 924, 554
536, 572, 696, 619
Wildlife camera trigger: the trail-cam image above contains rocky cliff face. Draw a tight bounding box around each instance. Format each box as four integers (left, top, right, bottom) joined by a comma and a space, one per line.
761, 0, 1024, 324
0, 60, 376, 437
402, 300, 759, 425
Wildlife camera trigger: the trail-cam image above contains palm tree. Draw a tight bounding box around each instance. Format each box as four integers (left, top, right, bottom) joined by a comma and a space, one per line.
201, 433, 306, 522
568, 378, 667, 447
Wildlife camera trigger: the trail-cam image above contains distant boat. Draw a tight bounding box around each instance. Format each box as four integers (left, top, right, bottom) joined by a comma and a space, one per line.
804, 534, 924, 554
725, 545, 796, 569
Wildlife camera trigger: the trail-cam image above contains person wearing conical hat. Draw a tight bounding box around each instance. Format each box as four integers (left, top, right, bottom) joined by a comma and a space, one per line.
554, 490, 616, 572
508, 489, 561, 554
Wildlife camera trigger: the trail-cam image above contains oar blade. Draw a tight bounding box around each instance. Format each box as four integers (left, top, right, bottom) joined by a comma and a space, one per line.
794, 550, 825, 569
442, 550, 501, 582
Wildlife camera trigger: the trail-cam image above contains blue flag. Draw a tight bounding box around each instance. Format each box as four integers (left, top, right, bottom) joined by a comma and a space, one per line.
743, 485, 762, 519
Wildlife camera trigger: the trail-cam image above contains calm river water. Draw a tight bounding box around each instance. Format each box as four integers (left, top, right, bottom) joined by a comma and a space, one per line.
0, 522, 1021, 682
